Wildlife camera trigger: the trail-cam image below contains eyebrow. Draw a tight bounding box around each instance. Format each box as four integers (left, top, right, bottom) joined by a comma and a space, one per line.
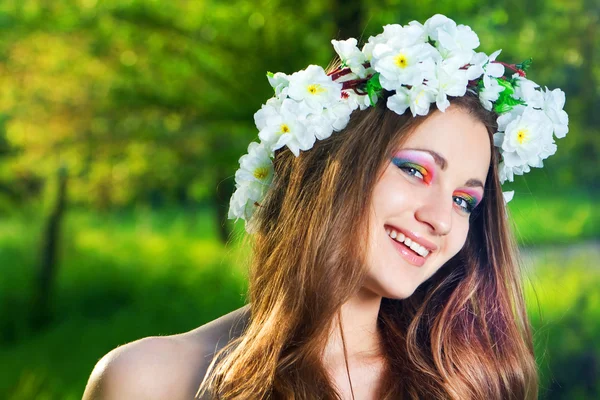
406, 148, 485, 189
464, 178, 485, 189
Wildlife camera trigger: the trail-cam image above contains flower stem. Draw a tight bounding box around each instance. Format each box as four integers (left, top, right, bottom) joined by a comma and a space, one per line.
341, 78, 370, 91
329, 67, 353, 81
494, 61, 526, 77
328, 62, 372, 81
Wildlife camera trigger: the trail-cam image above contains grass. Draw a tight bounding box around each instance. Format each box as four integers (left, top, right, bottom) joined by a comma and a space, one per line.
0, 206, 250, 399
507, 190, 598, 246
0, 194, 597, 399
522, 244, 600, 399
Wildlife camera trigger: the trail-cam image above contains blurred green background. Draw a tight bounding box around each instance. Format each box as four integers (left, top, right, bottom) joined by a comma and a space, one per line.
0, 0, 598, 399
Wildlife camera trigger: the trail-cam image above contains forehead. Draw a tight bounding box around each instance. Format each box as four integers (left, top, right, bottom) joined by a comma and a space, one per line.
401, 106, 491, 180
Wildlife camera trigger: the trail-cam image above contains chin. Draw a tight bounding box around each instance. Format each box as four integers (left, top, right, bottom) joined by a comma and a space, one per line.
384, 287, 417, 300
366, 280, 419, 300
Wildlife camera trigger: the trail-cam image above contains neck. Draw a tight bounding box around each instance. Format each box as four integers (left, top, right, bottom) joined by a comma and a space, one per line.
322, 287, 384, 367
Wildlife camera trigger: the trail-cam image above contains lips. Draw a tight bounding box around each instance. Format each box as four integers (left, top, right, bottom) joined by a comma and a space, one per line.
384, 224, 437, 267
384, 224, 438, 253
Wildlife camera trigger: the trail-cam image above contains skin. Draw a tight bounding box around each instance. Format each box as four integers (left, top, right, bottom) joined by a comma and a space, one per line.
82, 105, 491, 400
322, 105, 491, 399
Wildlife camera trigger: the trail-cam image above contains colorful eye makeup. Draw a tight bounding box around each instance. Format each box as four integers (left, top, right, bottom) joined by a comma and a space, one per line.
391, 149, 484, 214
453, 189, 481, 213
391, 150, 435, 184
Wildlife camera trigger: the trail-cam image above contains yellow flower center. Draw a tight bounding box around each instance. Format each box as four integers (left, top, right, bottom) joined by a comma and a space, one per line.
253, 167, 269, 180
307, 84, 325, 95
279, 124, 290, 134
516, 129, 529, 144
394, 53, 409, 69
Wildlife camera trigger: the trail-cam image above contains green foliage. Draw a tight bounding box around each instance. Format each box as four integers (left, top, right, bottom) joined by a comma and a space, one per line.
0, 206, 249, 398
366, 73, 383, 106
493, 78, 527, 113
516, 58, 534, 73
0, 0, 597, 212
508, 191, 599, 245
525, 250, 600, 399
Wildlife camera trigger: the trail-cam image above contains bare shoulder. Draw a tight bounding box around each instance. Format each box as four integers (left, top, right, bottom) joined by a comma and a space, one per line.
82, 305, 251, 400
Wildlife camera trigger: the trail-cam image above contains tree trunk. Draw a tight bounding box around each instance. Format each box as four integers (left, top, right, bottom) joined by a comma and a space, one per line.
214, 167, 234, 243
31, 167, 68, 331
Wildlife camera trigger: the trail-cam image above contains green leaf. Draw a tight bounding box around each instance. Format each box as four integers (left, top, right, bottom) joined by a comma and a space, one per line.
491, 78, 527, 113
266, 71, 274, 78
496, 78, 515, 96
494, 94, 526, 113
366, 73, 382, 107
516, 58, 533, 73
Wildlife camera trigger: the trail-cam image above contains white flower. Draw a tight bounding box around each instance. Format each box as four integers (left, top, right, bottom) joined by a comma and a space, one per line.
479, 75, 505, 111
498, 161, 530, 183
483, 50, 504, 78
331, 38, 368, 78
234, 142, 274, 188
495, 107, 555, 168
502, 190, 515, 204
372, 42, 439, 89
381, 22, 428, 48
538, 140, 558, 164
343, 90, 372, 110
541, 87, 569, 138
466, 52, 487, 80
362, 34, 387, 61
228, 185, 256, 221
467, 49, 504, 81
254, 97, 282, 131
424, 14, 456, 41
323, 101, 354, 133
426, 60, 468, 112
229, 142, 274, 222
425, 14, 480, 66
284, 128, 317, 156
267, 72, 290, 97
256, 98, 310, 152
512, 75, 543, 108
387, 84, 437, 116
304, 101, 353, 141
496, 105, 525, 132
287, 65, 343, 110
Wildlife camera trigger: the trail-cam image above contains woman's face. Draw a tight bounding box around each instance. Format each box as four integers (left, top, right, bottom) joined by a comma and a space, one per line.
363, 106, 491, 299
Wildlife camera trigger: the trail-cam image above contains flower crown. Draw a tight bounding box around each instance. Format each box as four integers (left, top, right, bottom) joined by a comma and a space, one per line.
228, 14, 569, 231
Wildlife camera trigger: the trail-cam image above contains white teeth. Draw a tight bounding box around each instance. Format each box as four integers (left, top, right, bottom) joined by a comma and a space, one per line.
386, 228, 430, 258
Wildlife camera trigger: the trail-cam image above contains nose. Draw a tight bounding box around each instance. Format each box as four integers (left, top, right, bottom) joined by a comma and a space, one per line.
414, 190, 453, 236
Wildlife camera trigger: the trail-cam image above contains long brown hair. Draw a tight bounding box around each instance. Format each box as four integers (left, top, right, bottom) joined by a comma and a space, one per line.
197, 92, 538, 399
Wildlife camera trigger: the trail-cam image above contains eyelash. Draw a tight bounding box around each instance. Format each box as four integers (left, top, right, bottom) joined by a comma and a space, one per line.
453, 196, 476, 214
393, 160, 428, 181
394, 160, 478, 214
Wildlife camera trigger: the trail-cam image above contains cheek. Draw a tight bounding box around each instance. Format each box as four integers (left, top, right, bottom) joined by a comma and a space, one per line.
447, 218, 471, 257
371, 168, 412, 214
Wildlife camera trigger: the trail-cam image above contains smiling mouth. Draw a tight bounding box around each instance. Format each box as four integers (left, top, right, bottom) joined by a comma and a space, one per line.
385, 226, 431, 258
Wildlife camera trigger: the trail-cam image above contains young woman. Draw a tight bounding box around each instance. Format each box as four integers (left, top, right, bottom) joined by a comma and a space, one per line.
83, 14, 568, 400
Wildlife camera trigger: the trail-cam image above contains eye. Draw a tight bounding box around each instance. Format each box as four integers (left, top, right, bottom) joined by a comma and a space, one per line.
453, 196, 475, 214
391, 159, 428, 182
400, 165, 424, 180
